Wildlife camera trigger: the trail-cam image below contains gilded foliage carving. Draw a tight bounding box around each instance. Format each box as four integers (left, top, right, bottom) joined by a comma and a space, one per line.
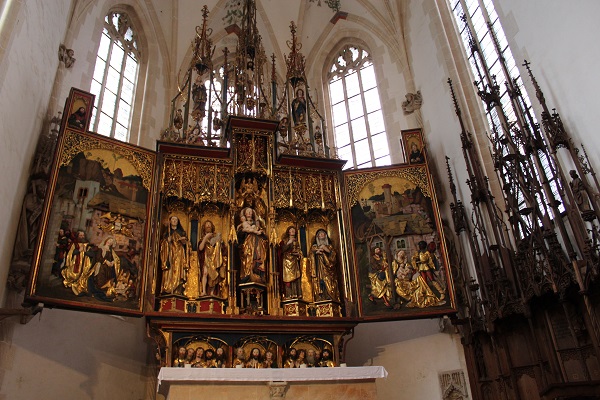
272, 169, 339, 211
273, 170, 290, 208
324, 175, 337, 210
234, 131, 271, 174
345, 166, 429, 207
163, 159, 180, 198
291, 175, 304, 207
305, 174, 321, 209
181, 162, 197, 201
161, 157, 232, 204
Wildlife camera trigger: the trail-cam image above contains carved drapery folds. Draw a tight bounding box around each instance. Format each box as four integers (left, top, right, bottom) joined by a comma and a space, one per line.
155, 117, 347, 319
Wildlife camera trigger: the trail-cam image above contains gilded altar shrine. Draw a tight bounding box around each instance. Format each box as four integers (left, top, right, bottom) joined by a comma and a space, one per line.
152, 116, 348, 320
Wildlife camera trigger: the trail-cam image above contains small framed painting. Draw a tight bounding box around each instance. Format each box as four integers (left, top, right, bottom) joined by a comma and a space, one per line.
402, 129, 426, 164
63, 88, 94, 132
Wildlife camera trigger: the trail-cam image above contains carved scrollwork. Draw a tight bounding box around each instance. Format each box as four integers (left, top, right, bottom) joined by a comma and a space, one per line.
60, 130, 154, 190
345, 166, 430, 207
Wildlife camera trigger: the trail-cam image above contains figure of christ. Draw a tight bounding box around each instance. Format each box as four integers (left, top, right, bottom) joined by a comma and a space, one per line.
245, 347, 263, 368
191, 347, 206, 368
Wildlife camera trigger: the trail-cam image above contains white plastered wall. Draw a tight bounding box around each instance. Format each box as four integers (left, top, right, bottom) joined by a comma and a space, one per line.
494, 0, 600, 174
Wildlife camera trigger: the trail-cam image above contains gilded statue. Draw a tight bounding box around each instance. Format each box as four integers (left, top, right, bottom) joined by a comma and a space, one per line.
245, 348, 263, 368
311, 229, 340, 301
237, 207, 268, 284
278, 226, 302, 299
215, 347, 227, 368
283, 347, 298, 368
306, 349, 317, 367
204, 348, 217, 368
173, 346, 187, 367
263, 350, 277, 368
318, 348, 335, 367
233, 347, 246, 368
191, 347, 206, 368
198, 220, 227, 297
236, 177, 267, 218
160, 216, 188, 295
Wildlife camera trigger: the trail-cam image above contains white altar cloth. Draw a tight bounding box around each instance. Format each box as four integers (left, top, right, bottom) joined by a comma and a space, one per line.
157, 366, 387, 394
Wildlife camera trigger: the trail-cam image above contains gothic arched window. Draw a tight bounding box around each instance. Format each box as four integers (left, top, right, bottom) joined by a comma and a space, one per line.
327, 45, 390, 169
450, 0, 562, 217
90, 11, 140, 141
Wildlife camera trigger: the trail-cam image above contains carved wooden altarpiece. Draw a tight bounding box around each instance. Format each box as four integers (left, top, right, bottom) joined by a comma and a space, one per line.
24, 88, 457, 370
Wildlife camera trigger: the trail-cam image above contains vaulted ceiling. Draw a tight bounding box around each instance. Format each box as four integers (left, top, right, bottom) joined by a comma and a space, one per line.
171, 0, 407, 81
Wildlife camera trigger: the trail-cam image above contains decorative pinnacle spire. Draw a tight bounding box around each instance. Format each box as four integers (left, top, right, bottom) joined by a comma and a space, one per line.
285, 21, 305, 86
446, 156, 457, 199
522, 59, 546, 108
448, 78, 469, 146
271, 53, 276, 82
448, 78, 461, 118
193, 5, 214, 76
289, 21, 298, 53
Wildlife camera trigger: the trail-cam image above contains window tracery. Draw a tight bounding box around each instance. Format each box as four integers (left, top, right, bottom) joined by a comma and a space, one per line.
327, 45, 390, 169
90, 11, 141, 142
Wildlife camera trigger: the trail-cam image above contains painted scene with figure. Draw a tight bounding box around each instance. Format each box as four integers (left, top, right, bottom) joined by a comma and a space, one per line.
344, 164, 455, 319
27, 129, 156, 314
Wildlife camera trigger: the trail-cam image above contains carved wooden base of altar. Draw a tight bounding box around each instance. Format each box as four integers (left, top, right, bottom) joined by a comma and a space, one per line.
314, 300, 342, 317
185, 296, 226, 314
157, 366, 387, 400
159, 295, 187, 313
281, 299, 309, 316
159, 295, 226, 314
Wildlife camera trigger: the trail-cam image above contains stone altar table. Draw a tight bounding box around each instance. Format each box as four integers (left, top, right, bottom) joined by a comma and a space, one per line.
157, 366, 388, 400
